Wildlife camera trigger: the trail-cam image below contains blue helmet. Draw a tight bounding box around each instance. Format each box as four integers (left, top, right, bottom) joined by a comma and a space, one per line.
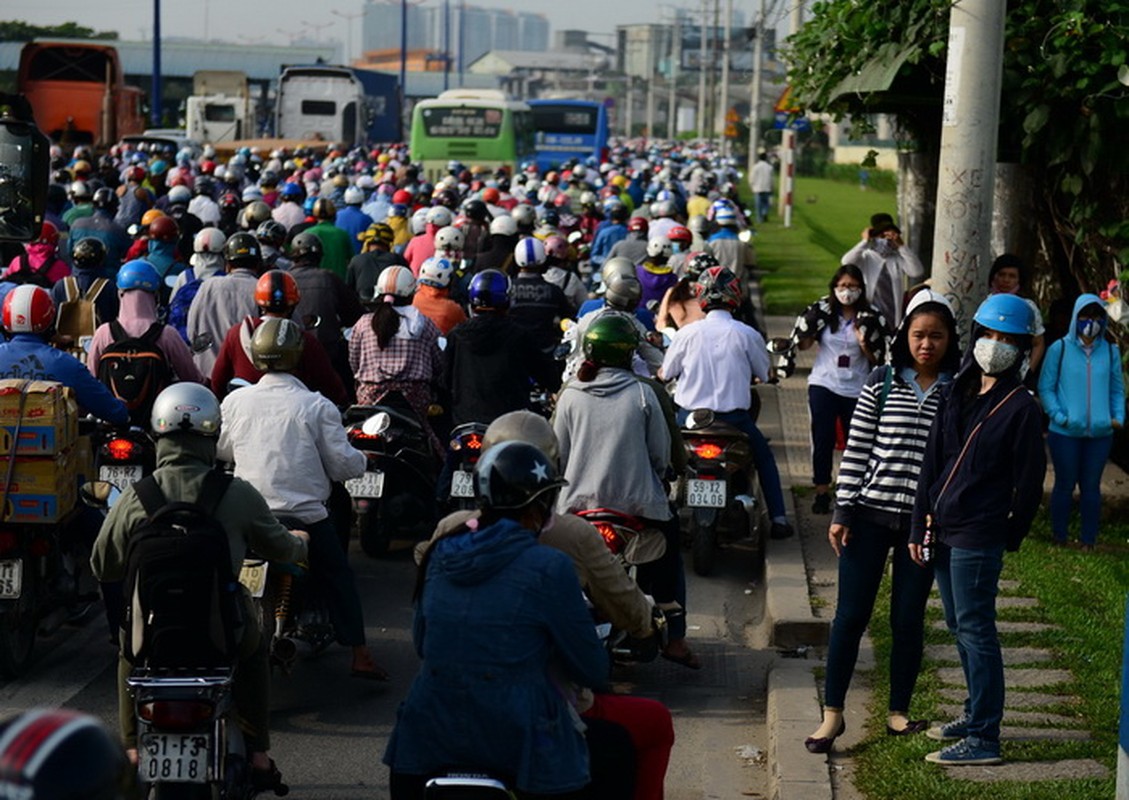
972, 293, 1034, 335
468, 269, 511, 312
279, 182, 303, 199
117, 259, 161, 292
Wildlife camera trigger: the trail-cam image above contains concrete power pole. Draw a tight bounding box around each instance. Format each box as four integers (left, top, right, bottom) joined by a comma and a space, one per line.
696, 0, 708, 139
746, 0, 765, 190
668, 18, 680, 137
719, 0, 732, 155
929, 0, 1008, 337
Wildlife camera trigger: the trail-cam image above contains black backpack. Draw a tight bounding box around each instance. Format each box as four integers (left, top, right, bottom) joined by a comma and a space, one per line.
97, 320, 172, 425
122, 470, 242, 668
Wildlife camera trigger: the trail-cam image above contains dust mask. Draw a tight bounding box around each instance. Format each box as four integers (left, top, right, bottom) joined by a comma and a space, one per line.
973, 338, 1019, 375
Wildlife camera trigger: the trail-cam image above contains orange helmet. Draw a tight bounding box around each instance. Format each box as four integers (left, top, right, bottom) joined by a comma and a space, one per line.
140, 209, 166, 227
255, 270, 301, 314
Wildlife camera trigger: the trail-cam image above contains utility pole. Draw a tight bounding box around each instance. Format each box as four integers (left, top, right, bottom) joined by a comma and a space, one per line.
746, 0, 765, 188
443, 0, 451, 91
696, 0, 707, 140
668, 17, 680, 138
646, 74, 656, 141
399, 0, 407, 138
719, 0, 732, 154
777, 1, 803, 227
151, 0, 162, 127
929, 0, 1007, 337
625, 78, 635, 138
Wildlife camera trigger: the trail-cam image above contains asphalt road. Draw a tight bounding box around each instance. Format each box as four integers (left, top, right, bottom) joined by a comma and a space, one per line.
0, 532, 771, 799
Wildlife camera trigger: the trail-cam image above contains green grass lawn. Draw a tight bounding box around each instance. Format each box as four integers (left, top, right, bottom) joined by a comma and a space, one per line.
744, 178, 897, 316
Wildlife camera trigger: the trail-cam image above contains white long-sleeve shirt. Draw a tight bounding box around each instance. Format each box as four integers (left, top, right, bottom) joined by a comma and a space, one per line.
661, 309, 769, 413
841, 239, 925, 326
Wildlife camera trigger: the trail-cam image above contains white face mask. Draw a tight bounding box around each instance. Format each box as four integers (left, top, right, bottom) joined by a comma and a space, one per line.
973, 338, 1020, 375
835, 287, 862, 306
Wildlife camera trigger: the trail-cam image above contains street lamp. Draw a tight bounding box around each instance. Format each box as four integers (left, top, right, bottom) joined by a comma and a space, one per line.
332, 9, 364, 64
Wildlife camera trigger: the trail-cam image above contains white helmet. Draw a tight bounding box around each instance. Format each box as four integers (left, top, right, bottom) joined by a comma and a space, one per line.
193, 227, 227, 254
489, 215, 517, 236
151, 382, 221, 437
344, 186, 365, 205
374, 265, 416, 299
646, 236, 673, 260
410, 207, 429, 235
419, 257, 455, 288
511, 204, 536, 229
433, 225, 466, 253
425, 206, 453, 227
513, 237, 546, 270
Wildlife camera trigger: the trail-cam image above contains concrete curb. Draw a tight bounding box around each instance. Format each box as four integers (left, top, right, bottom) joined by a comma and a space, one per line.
766, 662, 832, 800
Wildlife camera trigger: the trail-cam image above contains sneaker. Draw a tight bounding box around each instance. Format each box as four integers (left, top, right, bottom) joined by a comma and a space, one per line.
924, 737, 1002, 765
926, 713, 970, 741
811, 493, 832, 514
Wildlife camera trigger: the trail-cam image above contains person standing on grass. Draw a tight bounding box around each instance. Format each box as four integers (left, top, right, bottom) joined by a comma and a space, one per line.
805, 290, 958, 754
910, 293, 1046, 767
750, 153, 774, 224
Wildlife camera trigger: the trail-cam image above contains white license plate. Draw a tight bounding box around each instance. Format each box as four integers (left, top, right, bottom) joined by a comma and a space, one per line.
140, 733, 210, 784
450, 469, 475, 498
239, 562, 268, 598
99, 464, 143, 490
686, 479, 727, 508
345, 470, 385, 499
0, 560, 21, 600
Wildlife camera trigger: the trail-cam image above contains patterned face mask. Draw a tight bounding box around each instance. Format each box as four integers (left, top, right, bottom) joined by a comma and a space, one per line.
973, 338, 1019, 375
835, 288, 862, 305
1076, 318, 1103, 340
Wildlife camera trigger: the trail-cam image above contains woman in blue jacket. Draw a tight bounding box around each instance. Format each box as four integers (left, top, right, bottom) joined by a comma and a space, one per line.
384, 441, 610, 799
1038, 294, 1125, 549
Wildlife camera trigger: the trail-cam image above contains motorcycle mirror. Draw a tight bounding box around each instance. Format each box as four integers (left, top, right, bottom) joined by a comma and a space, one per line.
227, 378, 252, 392
191, 332, 214, 354
567, 230, 583, 244
302, 313, 321, 331
738, 229, 753, 244
767, 336, 793, 354
684, 408, 715, 430
164, 273, 178, 289
437, 336, 447, 351
361, 411, 391, 438
79, 480, 121, 510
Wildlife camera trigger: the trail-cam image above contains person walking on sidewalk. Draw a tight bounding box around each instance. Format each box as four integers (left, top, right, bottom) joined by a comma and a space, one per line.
804, 290, 958, 754
910, 293, 1046, 766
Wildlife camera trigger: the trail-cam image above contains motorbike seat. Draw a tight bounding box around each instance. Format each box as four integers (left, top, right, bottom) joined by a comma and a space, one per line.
683, 419, 747, 439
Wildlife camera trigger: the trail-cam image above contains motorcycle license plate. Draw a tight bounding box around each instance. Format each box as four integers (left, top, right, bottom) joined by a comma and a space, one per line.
140, 733, 210, 784
0, 560, 21, 599
99, 464, 143, 491
346, 470, 385, 499
450, 469, 475, 498
686, 479, 727, 508
239, 562, 268, 599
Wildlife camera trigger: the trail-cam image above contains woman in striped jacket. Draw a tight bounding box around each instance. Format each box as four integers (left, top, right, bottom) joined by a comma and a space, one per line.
804, 289, 960, 754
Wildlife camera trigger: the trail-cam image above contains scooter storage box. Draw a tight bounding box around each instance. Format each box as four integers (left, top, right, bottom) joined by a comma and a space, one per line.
1, 446, 80, 523
0, 380, 78, 456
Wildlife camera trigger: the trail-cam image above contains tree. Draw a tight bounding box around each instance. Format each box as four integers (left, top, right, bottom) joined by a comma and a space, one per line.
782, 0, 1129, 298
0, 20, 118, 42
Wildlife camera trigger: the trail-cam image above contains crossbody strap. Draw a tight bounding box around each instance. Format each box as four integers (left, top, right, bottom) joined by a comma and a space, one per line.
935, 386, 1023, 503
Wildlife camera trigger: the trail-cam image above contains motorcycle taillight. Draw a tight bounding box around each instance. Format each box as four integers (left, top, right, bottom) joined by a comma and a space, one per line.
349, 429, 382, 444
450, 432, 483, 452
592, 522, 626, 555
691, 441, 724, 460
105, 437, 141, 461
139, 700, 214, 730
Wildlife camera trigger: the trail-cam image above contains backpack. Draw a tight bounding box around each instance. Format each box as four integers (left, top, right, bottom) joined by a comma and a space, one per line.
96, 320, 172, 425
166, 267, 204, 343
8, 253, 54, 288
122, 470, 242, 668
56, 276, 109, 362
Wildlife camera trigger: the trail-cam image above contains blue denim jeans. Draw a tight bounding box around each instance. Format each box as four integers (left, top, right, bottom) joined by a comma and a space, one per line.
1047, 432, 1113, 545
823, 516, 934, 711
807, 385, 858, 487
934, 543, 1005, 743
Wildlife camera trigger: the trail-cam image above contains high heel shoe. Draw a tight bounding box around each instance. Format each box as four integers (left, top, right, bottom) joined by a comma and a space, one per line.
886, 719, 929, 736
804, 719, 846, 754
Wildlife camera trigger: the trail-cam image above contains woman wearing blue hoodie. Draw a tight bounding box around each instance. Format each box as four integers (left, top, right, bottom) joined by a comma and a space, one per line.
1037, 294, 1125, 549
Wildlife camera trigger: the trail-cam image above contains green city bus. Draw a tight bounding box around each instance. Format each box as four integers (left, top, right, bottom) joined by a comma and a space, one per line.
409, 89, 534, 182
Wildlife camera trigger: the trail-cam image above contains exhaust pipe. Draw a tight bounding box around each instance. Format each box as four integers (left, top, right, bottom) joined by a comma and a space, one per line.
270, 636, 298, 670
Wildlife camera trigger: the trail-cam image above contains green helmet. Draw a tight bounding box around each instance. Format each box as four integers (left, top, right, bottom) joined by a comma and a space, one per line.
250, 317, 305, 372
583, 313, 639, 368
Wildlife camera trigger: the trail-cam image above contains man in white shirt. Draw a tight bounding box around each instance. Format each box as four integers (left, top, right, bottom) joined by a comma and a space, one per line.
660, 267, 793, 538
218, 317, 388, 680
751, 154, 774, 223
841, 215, 925, 327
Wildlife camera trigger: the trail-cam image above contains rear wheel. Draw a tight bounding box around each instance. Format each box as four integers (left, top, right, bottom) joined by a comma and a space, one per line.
689, 513, 716, 577
359, 506, 391, 558
0, 569, 38, 679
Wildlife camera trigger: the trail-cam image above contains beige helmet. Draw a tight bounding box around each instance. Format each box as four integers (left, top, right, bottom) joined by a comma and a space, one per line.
482, 410, 560, 465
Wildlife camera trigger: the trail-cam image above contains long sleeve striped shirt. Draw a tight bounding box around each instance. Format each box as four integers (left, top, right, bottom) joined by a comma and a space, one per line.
832, 365, 950, 531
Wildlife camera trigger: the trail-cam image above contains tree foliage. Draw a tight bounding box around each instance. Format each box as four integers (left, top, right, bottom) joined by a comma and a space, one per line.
0, 21, 118, 42
783, 0, 1129, 295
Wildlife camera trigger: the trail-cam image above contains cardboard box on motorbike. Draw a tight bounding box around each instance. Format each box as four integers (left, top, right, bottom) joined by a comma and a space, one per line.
0, 380, 78, 456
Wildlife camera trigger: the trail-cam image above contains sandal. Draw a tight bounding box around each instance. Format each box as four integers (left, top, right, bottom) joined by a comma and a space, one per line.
661, 647, 702, 670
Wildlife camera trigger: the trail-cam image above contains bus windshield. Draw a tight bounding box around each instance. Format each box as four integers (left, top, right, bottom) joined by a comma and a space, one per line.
528, 100, 607, 170
420, 106, 504, 139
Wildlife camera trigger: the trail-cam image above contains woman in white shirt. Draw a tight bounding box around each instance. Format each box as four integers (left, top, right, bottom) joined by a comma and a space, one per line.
791, 264, 888, 514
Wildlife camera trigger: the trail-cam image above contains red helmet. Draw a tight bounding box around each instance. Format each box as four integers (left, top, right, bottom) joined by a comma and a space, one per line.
3, 285, 56, 334
667, 224, 692, 245
392, 189, 413, 205
543, 235, 570, 262
481, 187, 500, 204
695, 266, 742, 312
627, 216, 649, 234
148, 215, 179, 243
126, 165, 146, 183
35, 220, 59, 247
199, 159, 217, 175
552, 193, 572, 210
255, 270, 301, 314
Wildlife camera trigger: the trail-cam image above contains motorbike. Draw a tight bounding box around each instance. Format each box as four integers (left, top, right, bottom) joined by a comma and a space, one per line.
766, 336, 798, 383
343, 394, 439, 558
679, 408, 767, 577
445, 422, 487, 511
95, 422, 156, 491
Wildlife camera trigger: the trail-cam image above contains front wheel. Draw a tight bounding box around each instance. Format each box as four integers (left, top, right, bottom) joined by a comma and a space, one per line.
0, 569, 38, 679
689, 512, 717, 577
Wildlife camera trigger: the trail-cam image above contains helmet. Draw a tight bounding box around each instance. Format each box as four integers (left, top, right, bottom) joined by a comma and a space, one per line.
482, 409, 560, 464
116, 259, 160, 292
69, 180, 91, 200
311, 197, 336, 220
92, 187, 117, 211
425, 206, 453, 227
148, 215, 178, 243
223, 232, 263, 269
194, 227, 227, 254
2, 286, 55, 334
167, 185, 192, 206
242, 201, 272, 229
241, 186, 263, 204
0, 708, 127, 800
552, 193, 572, 212
433, 225, 465, 252
374, 265, 415, 299
667, 225, 692, 245
358, 223, 394, 247
544, 235, 570, 263
600, 256, 637, 287
627, 216, 649, 234
481, 187, 501, 205
714, 205, 738, 227
604, 273, 642, 311
151, 382, 222, 437
972, 293, 1035, 335
251, 317, 305, 372
579, 191, 597, 210
684, 250, 720, 280
695, 265, 742, 312
255, 220, 287, 247
72, 237, 107, 269
193, 176, 215, 197
126, 165, 146, 183
511, 204, 536, 230
409, 207, 429, 235
463, 198, 490, 222
646, 236, 673, 260
651, 199, 675, 218
474, 440, 567, 511
279, 182, 303, 199
140, 208, 165, 227
513, 237, 546, 270
289, 231, 323, 264
419, 257, 455, 288
583, 313, 639, 368
392, 189, 412, 205
219, 193, 240, 213
468, 269, 511, 312
255, 270, 300, 314
489, 215, 517, 236
344, 186, 365, 205
537, 208, 560, 228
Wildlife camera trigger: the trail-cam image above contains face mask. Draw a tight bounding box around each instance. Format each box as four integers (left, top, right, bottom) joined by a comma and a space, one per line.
973, 338, 1020, 375
835, 287, 862, 306
1077, 319, 1103, 340
873, 239, 894, 257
